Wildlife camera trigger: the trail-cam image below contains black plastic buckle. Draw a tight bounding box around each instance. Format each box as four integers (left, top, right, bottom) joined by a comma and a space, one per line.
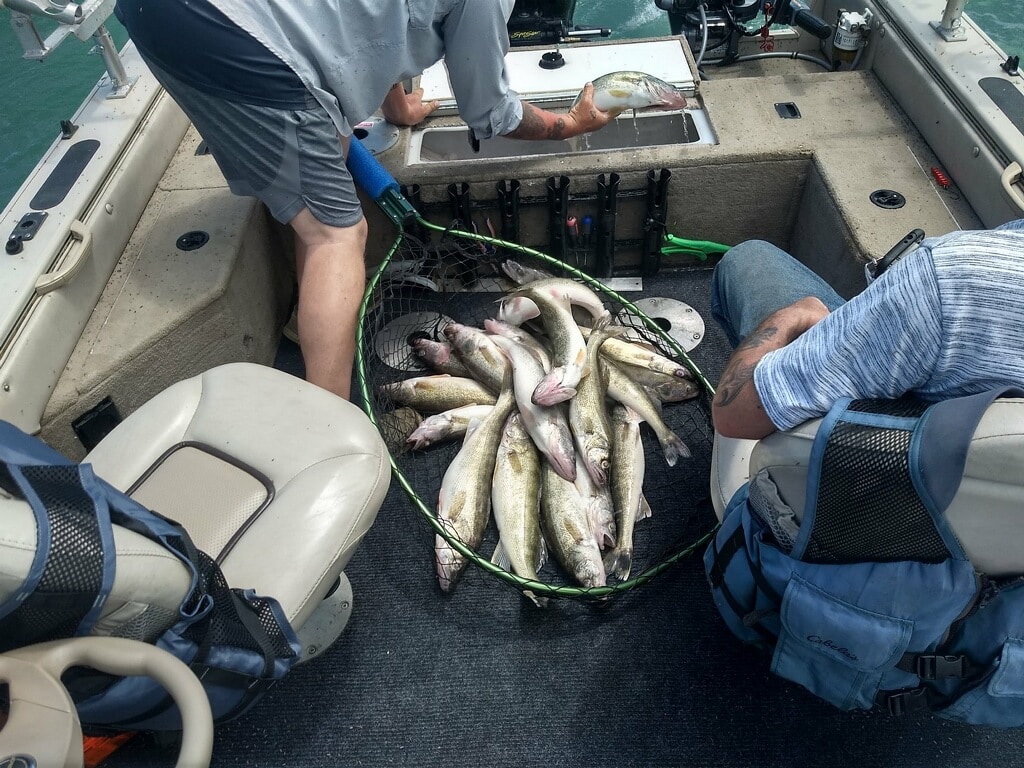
867, 228, 925, 279
916, 654, 967, 680
885, 687, 930, 716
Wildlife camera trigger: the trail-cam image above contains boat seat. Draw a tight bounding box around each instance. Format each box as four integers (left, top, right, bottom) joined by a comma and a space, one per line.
710, 398, 1024, 576
0, 362, 391, 663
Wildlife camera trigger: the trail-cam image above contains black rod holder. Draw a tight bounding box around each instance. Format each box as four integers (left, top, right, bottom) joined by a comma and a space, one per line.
546, 175, 570, 264
641, 168, 672, 277
594, 172, 619, 279
447, 181, 479, 285
496, 179, 521, 244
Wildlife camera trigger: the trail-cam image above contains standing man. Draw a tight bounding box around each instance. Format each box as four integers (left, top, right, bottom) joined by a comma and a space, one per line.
115, 0, 614, 400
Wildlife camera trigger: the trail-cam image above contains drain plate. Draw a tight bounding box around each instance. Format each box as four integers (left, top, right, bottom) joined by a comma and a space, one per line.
618, 297, 705, 352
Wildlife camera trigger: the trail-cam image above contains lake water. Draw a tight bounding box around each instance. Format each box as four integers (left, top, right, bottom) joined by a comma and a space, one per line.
0, 0, 1020, 209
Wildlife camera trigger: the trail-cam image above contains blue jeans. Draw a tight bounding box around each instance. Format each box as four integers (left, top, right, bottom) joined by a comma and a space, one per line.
710, 240, 846, 347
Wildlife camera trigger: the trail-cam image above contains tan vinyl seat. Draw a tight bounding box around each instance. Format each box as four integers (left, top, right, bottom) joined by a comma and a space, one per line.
710, 398, 1024, 576
0, 362, 391, 662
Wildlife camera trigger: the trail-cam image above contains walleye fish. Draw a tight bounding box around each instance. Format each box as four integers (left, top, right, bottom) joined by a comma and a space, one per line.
484, 318, 552, 369
435, 370, 517, 592
571, 453, 617, 551
489, 332, 577, 482
442, 322, 509, 394
579, 325, 694, 380
521, 277, 610, 322
410, 337, 473, 378
540, 460, 607, 589
406, 404, 494, 450
615, 362, 701, 403
603, 405, 649, 581
501, 260, 555, 286
504, 284, 596, 406
601, 359, 691, 465
575, 71, 688, 116
569, 317, 619, 487
491, 413, 547, 607
379, 374, 496, 414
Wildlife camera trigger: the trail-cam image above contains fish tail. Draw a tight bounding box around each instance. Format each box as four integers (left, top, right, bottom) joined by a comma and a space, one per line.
660, 430, 692, 466
603, 547, 633, 581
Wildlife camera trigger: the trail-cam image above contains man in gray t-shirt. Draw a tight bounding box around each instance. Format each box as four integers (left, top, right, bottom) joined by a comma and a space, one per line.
116, 0, 614, 400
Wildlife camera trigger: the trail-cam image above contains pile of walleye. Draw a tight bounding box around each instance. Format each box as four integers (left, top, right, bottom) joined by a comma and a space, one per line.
378, 262, 699, 603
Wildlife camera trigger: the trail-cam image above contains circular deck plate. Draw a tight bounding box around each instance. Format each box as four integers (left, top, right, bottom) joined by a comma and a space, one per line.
353, 116, 400, 155
618, 297, 705, 352
374, 311, 456, 371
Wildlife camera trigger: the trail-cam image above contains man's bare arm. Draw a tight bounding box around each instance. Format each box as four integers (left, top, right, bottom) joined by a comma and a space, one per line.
712, 296, 830, 440
506, 82, 614, 141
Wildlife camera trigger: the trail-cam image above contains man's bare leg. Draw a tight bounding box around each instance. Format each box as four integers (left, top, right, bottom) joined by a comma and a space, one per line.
289, 208, 368, 400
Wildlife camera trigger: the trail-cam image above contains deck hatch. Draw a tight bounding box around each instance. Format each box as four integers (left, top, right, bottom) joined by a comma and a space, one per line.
29, 139, 100, 211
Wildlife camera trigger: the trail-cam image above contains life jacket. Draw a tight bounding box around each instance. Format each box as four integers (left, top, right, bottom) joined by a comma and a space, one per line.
0, 420, 301, 731
705, 388, 1024, 726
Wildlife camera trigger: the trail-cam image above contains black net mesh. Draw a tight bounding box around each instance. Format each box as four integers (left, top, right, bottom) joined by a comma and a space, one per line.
184, 550, 297, 663
0, 464, 104, 652
357, 227, 716, 603
805, 398, 950, 564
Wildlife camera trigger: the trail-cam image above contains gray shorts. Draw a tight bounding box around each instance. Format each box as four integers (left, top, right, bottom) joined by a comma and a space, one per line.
144, 58, 363, 228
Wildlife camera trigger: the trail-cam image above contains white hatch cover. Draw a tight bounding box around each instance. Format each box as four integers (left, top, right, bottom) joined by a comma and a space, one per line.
419, 39, 697, 115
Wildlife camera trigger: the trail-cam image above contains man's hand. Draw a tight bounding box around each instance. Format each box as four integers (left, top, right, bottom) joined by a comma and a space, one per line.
381, 83, 439, 126
712, 296, 830, 440
567, 82, 618, 134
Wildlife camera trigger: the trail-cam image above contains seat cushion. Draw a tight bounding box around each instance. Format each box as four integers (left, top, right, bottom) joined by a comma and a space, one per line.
85, 363, 391, 630
0, 493, 192, 642
749, 399, 1024, 576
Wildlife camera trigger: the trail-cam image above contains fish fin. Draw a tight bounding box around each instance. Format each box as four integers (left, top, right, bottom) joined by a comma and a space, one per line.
603, 547, 633, 581
523, 590, 549, 609
491, 539, 511, 571
638, 493, 653, 521
660, 430, 692, 466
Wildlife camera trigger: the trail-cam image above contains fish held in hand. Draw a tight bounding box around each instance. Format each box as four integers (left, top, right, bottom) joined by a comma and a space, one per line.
575, 71, 688, 116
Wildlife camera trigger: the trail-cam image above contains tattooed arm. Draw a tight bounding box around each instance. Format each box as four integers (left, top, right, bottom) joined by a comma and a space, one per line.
506, 83, 614, 141
712, 296, 830, 440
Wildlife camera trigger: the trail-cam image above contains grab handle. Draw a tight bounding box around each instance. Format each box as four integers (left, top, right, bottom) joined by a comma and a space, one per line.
1000, 161, 1024, 214
35, 219, 91, 294
346, 137, 417, 227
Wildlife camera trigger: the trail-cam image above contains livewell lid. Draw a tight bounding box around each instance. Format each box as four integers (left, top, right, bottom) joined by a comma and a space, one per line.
419, 39, 698, 115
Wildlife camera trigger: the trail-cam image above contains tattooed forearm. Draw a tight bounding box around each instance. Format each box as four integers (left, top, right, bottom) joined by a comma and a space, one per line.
508, 103, 570, 140
736, 325, 779, 352
711, 297, 829, 439
714, 361, 758, 408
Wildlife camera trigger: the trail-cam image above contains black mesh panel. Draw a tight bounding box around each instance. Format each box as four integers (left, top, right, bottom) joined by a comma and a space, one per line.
0, 465, 105, 652
804, 400, 951, 565
184, 551, 297, 664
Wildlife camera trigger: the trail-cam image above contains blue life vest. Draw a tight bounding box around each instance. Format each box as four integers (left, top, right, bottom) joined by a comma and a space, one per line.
705, 389, 1024, 726
0, 420, 301, 731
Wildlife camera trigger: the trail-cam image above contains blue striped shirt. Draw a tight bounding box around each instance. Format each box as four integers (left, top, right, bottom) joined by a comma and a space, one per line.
756, 219, 1024, 431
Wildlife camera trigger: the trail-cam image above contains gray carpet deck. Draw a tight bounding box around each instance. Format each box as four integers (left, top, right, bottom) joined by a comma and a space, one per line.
105, 268, 1024, 767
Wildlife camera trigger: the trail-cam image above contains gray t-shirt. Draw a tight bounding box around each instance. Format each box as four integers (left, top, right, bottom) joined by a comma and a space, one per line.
211, 0, 523, 139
